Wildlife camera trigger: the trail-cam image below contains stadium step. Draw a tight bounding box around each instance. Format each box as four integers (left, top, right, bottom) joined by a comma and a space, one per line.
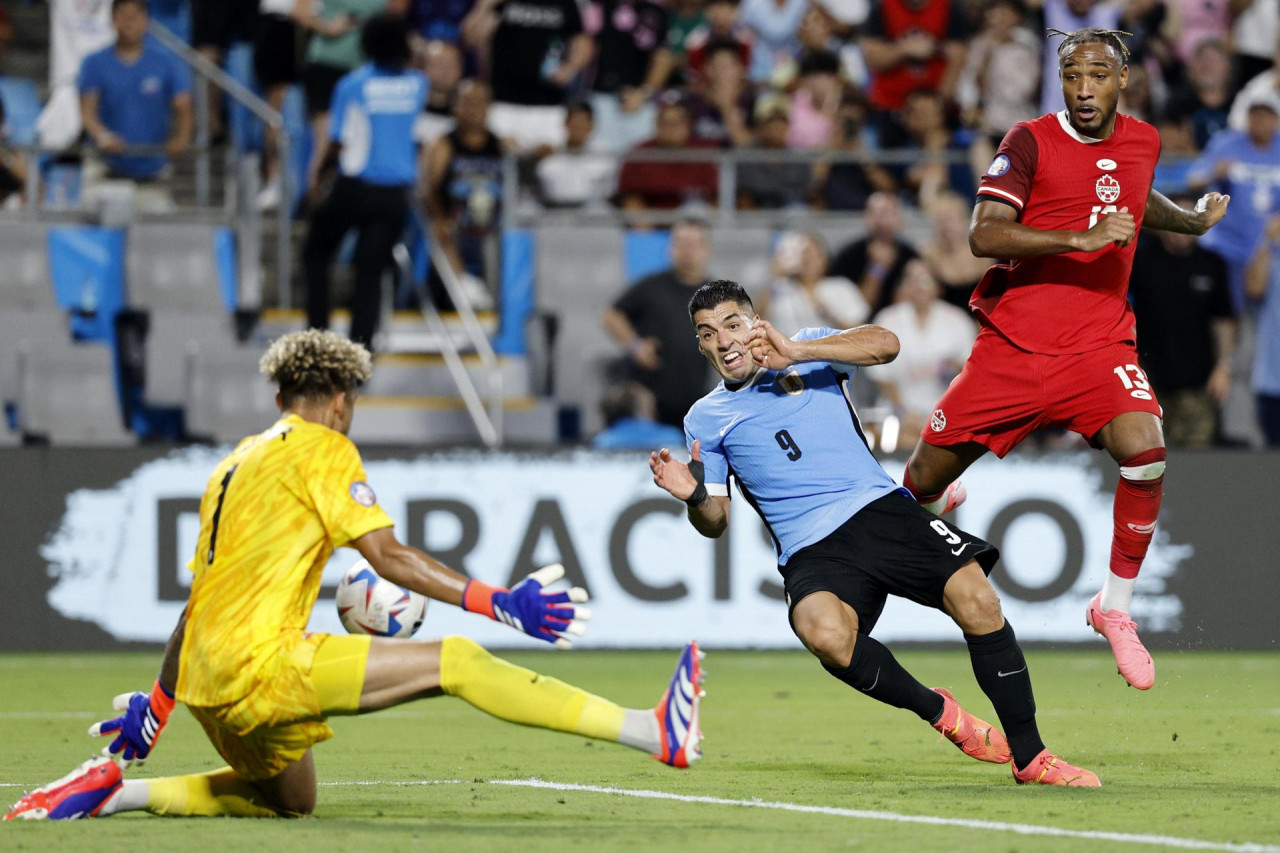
256, 308, 498, 354
348, 395, 557, 445
366, 353, 531, 398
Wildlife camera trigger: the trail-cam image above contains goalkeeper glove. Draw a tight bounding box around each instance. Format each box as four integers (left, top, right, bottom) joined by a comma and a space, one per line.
462, 563, 591, 648
88, 678, 175, 766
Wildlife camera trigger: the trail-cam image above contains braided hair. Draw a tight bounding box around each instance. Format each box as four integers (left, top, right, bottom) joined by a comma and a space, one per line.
1048, 27, 1132, 65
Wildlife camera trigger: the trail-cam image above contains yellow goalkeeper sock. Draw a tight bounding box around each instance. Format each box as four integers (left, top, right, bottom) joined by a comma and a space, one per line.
439, 635, 639, 745
143, 768, 284, 818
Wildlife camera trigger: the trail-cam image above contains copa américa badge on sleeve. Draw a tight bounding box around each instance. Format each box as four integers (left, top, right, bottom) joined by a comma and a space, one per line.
349, 481, 378, 506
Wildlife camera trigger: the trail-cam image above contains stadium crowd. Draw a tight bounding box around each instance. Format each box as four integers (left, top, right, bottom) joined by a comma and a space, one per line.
0, 0, 1278, 447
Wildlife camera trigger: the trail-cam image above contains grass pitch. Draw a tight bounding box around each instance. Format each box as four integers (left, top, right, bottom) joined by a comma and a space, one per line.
2, 648, 1278, 852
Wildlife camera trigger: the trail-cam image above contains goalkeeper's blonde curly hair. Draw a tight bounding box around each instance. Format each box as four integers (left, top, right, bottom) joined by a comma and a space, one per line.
260, 329, 373, 406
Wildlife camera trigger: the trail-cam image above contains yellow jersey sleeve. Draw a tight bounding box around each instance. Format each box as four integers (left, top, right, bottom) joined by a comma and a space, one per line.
307, 434, 394, 548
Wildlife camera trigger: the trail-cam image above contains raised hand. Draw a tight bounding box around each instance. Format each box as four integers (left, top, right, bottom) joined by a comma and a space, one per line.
1194, 192, 1230, 233
650, 441, 701, 501
462, 563, 591, 648
745, 319, 795, 370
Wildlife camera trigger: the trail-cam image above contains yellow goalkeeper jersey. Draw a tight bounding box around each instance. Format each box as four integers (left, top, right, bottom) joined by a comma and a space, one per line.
177, 414, 393, 708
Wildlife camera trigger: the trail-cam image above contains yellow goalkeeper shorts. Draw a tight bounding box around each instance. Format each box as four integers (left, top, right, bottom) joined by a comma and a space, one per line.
186, 632, 371, 780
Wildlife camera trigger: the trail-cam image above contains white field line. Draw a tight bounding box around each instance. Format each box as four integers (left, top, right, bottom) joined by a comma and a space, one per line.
2, 775, 1276, 853
488, 778, 1280, 853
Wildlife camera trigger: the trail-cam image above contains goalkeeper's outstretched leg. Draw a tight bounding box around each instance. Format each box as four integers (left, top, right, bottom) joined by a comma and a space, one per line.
4, 639, 704, 820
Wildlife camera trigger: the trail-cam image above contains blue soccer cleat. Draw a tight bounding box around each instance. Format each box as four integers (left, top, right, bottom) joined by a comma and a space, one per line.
653, 641, 705, 768
4, 757, 122, 821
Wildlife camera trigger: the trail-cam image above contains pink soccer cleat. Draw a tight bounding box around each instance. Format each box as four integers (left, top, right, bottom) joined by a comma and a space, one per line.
930, 687, 1011, 764
653, 641, 704, 768
1087, 592, 1155, 690
1012, 749, 1101, 787
921, 480, 967, 517
4, 757, 122, 821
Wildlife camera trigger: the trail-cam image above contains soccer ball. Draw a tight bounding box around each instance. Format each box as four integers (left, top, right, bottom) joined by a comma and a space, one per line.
336, 560, 428, 638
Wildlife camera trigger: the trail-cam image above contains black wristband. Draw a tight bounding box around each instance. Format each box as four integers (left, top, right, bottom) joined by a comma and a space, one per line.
684, 459, 708, 508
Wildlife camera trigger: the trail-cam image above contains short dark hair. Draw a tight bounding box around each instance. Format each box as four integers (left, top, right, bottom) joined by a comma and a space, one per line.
1051, 27, 1132, 65
362, 13, 411, 70
111, 0, 147, 14
688, 279, 753, 324
704, 38, 744, 65
798, 48, 841, 77
566, 99, 595, 120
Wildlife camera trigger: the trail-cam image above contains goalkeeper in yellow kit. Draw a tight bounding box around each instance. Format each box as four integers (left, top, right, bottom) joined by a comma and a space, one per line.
6, 330, 704, 821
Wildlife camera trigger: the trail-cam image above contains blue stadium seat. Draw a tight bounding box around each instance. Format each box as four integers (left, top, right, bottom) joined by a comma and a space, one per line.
0, 77, 42, 147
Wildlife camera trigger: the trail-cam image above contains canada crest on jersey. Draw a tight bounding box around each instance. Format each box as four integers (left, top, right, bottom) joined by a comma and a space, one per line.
777, 369, 806, 396
1095, 173, 1121, 204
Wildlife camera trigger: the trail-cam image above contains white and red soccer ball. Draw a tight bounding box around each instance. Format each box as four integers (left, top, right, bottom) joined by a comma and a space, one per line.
336, 560, 428, 638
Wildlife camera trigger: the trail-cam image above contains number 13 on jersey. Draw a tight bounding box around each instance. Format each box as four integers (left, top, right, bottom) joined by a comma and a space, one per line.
1089, 204, 1119, 227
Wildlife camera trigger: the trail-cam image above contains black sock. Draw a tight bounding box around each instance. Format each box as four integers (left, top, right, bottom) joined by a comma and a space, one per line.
965, 621, 1045, 771
823, 633, 944, 723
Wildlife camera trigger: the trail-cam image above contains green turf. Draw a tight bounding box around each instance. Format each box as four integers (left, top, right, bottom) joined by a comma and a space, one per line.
2, 649, 1278, 852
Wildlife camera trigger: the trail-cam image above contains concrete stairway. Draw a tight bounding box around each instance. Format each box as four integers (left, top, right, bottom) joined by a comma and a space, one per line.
255, 308, 557, 446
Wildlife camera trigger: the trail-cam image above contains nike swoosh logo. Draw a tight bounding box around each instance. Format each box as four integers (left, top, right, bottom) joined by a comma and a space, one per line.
1127, 522, 1157, 534
951, 543, 968, 556
997, 666, 1027, 678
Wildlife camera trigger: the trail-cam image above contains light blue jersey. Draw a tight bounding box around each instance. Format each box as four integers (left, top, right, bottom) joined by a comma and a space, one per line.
330, 64, 428, 186
683, 327, 909, 565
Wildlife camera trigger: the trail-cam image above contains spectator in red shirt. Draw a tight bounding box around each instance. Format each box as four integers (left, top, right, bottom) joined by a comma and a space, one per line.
860, 0, 970, 137
686, 38, 756, 147
684, 0, 753, 80
617, 92, 719, 212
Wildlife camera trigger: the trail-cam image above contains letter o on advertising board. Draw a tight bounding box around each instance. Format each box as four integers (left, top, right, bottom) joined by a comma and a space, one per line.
985, 499, 1084, 602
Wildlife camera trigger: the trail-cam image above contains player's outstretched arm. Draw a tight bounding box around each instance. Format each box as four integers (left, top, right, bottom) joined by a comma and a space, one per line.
88, 612, 185, 766
746, 319, 898, 370
651, 441, 729, 538
969, 199, 1136, 257
1143, 188, 1230, 236
353, 528, 589, 648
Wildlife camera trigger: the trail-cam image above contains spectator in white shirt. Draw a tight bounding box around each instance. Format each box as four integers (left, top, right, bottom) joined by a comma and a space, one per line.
757, 231, 869, 335
869, 259, 976, 436
536, 100, 617, 207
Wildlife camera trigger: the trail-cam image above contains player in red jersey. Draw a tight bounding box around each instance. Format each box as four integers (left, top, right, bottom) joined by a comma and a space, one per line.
901, 28, 1230, 696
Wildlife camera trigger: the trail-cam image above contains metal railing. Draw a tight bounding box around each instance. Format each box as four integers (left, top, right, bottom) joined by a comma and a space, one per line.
11, 23, 292, 308
148, 21, 293, 308
392, 226, 504, 447
503, 145, 979, 229
503, 145, 1203, 228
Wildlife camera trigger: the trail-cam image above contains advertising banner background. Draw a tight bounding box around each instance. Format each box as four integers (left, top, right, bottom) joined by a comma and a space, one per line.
2, 447, 1277, 650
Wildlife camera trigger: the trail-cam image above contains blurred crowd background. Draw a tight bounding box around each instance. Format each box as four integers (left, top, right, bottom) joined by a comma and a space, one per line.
0, 0, 1277, 452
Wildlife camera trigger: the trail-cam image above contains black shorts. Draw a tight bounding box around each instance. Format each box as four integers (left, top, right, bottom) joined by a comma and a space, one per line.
781, 491, 999, 634
304, 63, 351, 117
253, 16, 301, 87
192, 0, 257, 51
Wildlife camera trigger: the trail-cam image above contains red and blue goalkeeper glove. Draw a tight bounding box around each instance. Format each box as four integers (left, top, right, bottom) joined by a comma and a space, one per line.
88, 679, 175, 766
462, 563, 591, 648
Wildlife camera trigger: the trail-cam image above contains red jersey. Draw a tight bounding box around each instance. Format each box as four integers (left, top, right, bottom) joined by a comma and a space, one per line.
866, 0, 969, 111
972, 111, 1161, 355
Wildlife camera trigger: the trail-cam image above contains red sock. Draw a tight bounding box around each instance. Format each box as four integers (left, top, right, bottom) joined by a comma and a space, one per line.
1111, 448, 1166, 579
903, 462, 945, 505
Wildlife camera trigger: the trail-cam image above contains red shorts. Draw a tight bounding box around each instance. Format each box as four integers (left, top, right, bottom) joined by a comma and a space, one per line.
921, 328, 1163, 457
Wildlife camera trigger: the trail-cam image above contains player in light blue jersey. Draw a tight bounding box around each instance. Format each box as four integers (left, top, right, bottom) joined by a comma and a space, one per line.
650, 280, 1099, 787
303, 14, 428, 348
